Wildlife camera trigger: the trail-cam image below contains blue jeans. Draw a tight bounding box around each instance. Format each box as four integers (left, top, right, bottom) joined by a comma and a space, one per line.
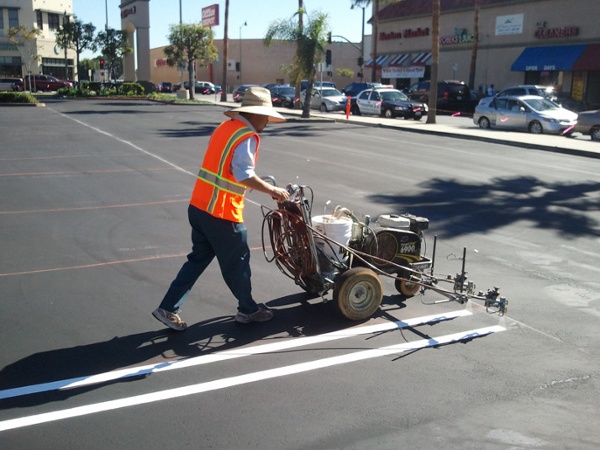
158, 205, 258, 314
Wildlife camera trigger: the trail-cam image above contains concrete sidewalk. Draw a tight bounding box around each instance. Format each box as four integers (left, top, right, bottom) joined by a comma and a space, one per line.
210, 97, 600, 160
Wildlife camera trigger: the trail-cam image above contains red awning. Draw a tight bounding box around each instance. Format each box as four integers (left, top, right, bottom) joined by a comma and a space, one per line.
573, 44, 600, 71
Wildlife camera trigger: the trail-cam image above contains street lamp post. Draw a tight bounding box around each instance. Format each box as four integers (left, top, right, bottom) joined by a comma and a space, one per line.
239, 21, 246, 85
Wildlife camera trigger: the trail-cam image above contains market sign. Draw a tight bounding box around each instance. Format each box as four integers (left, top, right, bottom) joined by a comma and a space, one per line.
382, 66, 425, 79
202, 4, 219, 27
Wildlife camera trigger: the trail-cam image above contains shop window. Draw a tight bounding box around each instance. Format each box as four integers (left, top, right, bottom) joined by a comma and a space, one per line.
36, 11, 43, 29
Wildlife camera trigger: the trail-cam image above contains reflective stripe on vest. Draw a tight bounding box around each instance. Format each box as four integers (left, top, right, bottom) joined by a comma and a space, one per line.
200, 127, 255, 214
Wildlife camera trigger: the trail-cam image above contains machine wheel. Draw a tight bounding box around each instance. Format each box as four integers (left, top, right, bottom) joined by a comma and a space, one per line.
351, 104, 361, 115
320, 103, 329, 112
529, 121, 543, 134
394, 273, 421, 298
478, 116, 491, 129
383, 109, 394, 119
591, 127, 600, 142
333, 267, 383, 321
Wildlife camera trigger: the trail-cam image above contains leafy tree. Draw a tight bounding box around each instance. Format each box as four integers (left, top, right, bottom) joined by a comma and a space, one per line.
7, 25, 42, 90
55, 17, 96, 82
95, 27, 132, 82
164, 23, 218, 100
336, 68, 354, 79
265, 10, 329, 118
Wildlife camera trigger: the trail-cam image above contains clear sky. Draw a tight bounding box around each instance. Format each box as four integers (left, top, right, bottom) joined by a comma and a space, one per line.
72, 0, 371, 58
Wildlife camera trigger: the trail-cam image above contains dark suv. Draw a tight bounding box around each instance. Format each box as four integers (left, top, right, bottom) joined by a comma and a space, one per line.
495, 85, 558, 103
407, 80, 476, 113
342, 82, 382, 98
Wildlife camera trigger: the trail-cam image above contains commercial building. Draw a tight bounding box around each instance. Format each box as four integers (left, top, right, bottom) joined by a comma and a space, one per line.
0, 0, 74, 80
372, 0, 600, 110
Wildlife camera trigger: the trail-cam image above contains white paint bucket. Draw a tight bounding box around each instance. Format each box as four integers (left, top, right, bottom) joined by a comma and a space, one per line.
311, 215, 353, 263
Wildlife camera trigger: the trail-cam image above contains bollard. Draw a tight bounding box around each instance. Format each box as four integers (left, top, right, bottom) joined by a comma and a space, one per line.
346, 96, 351, 119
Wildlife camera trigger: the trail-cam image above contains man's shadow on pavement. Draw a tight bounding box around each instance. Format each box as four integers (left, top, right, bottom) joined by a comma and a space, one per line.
0, 292, 405, 410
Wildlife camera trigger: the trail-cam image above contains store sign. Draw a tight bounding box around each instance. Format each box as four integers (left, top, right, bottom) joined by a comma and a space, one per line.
496, 14, 523, 35
440, 28, 474, 45
155, 59, 168, 68
534, 23, 579, 39
379, 28, 430, 41
202, 4, 219, 27
121, 5, 136, 19
382, 66, 425, 79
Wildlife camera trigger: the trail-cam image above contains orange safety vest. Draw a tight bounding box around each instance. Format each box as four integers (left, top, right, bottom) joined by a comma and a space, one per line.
190, 119, 260, 222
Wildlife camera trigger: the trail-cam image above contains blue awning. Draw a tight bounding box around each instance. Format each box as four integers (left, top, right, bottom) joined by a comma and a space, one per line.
511, 45, 587, 71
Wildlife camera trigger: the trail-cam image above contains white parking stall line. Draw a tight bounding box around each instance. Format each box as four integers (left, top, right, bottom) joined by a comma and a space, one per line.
0, 310, 472, 401
0, 325, 505, 432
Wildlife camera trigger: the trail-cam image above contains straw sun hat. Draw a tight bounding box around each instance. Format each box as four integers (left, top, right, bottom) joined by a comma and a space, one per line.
224, 86, 286, 123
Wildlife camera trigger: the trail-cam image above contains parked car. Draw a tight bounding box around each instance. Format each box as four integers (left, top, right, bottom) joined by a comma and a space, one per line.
495, 85, 558, 103
233, 84, 260, 103
573, 109, 600, 141
300, 80, 338, 92
268, 84, 296, 108
473, 95, 577, 135
156, 82, 172, 93
172, 81, 186, 91
0, 77, 23, 92
353, 88, 427, 119
341, 81, 383, 98
301, 87, 347, 112
407, 80, 476, 113
24, 74, 72, 92
195, 81, 217, 94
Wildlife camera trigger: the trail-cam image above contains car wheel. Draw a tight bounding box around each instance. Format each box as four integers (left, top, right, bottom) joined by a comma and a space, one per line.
529, 121, 543, 134
591, 127, 600, 142
413, 115, 423, 121
383, 109, 394, 119
320, 103, 329, 112
351, 104, 361, 116
478, 117, 491, 129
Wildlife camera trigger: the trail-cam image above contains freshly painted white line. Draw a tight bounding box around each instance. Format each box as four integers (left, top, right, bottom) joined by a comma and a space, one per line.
0, 325, 504, 432
0, 310, 472, 400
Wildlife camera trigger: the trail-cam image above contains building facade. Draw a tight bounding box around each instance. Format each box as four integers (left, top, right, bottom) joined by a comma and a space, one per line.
372, 0, 600, 110
150, 37, 367, 94
0, 0, 74, 80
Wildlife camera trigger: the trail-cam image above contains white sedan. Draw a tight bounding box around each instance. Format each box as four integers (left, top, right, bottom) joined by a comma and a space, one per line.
301, 87, 348, 112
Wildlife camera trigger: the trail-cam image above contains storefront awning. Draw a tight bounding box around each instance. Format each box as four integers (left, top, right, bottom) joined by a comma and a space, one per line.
573, 44, 600, 71
511, 44, 587, 71
387, 54, 410, 67
412, 52, 432, 65
364, 55, 391, 68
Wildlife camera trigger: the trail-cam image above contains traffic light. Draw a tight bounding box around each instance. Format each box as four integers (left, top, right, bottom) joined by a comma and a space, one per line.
357, 56, 364, 67
327, 32, 332, 43
235, 62, 240, 72
325, 49, 332, 66
99, 59, 105, 69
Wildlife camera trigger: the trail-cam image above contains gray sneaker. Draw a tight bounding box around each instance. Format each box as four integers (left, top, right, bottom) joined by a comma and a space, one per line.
235, 304, 274, 324
152, 308, 187, 331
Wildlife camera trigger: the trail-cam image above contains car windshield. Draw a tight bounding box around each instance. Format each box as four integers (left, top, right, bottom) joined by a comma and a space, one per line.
276, 87, 296, 95
381, 91, 408, 101
320, 89, 343, 97
522, 98, 559, 112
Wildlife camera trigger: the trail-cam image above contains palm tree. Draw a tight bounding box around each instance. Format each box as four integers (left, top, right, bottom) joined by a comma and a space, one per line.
220, 0, 229, 102
265, 10, 329, 118
427, 0, 440, 124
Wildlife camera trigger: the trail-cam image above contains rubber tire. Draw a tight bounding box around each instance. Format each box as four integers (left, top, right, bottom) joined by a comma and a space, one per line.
478, 117, 491, 129
383, 109, 394, 119
529, 121, 543, 134
591, 127, 600, 142
320, 103, 329, 112
394, 273, 421, 298
333, 267, 383, 321
351, 104, 361, 116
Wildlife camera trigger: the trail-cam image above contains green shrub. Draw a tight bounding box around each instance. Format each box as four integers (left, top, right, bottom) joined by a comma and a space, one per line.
0, 92, 38, 104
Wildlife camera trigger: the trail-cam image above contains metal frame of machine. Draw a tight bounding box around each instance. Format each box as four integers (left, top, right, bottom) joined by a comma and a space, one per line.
261, 183, 508, 321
